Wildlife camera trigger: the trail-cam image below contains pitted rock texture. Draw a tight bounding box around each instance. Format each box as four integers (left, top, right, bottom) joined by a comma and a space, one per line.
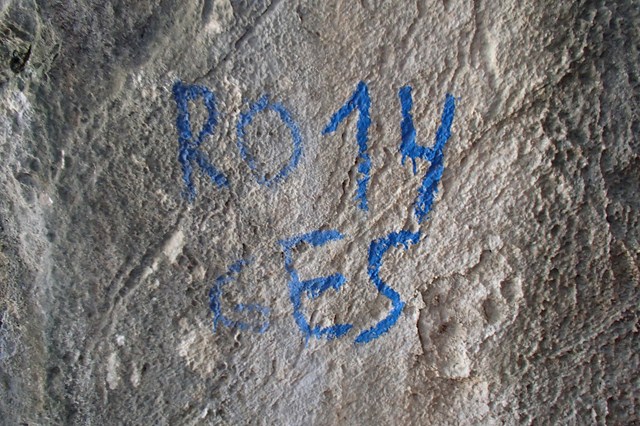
0, 0, 638, 424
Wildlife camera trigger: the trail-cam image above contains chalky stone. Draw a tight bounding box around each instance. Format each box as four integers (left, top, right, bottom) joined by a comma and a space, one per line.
0, 1, 638, 424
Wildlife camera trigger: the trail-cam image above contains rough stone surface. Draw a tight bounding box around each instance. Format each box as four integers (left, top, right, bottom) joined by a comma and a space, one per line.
0, 0, 638, 424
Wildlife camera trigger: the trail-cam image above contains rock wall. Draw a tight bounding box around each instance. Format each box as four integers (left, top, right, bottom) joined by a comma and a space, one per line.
0, 0, 638, 424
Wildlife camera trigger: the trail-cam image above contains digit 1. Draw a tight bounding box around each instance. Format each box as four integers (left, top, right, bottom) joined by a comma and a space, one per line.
323, 81, 372, 211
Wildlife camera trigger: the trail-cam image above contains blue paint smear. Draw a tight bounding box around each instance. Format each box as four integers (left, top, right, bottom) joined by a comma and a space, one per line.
322, 81, 372, 211
354, 230, 421, 344
303, 273, 347, 299
209, 258, 270, 334
237, 95, 303, 187
279, 230, 353, 341
172, 81, 229, 201
398, 86, 456, 223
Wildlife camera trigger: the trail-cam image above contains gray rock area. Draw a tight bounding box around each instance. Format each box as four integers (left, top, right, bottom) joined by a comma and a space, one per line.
0, 0, 638, 424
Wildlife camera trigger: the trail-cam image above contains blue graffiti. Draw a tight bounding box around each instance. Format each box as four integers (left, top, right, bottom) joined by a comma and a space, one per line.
172, 81, 229, 201
354, 230, 421, 344
237, 95, 303, 187
170, 79, 459, 345
323, 81, 372, 211
399, 87, 456, 223
279, 230, 353, 341
209, 258, 270, 333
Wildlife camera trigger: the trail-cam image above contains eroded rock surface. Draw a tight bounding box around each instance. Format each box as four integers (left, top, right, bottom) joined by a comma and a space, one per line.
0, 0, 638, 424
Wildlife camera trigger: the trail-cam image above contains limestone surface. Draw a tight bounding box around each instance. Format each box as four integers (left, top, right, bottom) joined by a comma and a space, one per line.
0, 0, 638, 424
